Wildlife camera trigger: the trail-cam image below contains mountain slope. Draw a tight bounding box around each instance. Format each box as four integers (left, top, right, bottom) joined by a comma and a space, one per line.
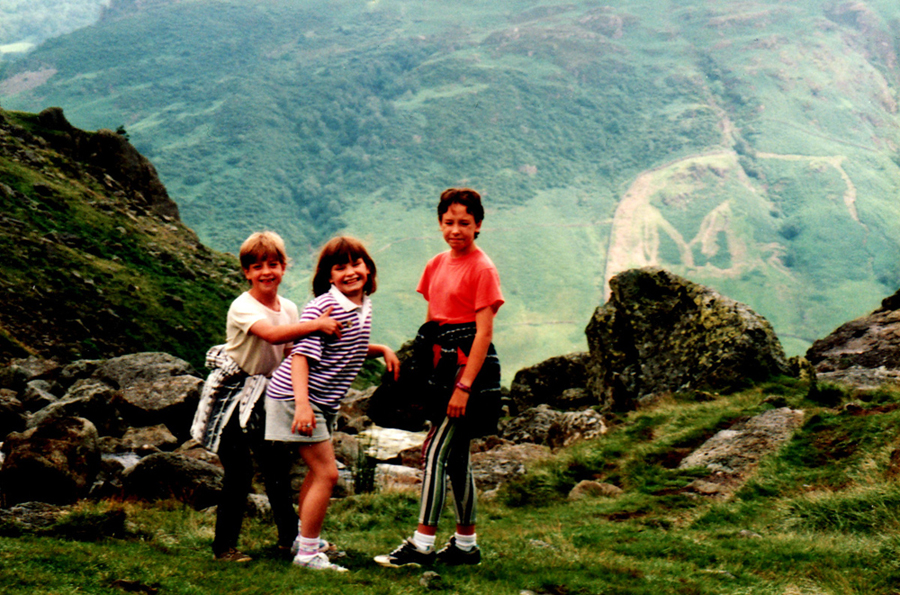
2, 0, 900, 373
0, 106, 243, 367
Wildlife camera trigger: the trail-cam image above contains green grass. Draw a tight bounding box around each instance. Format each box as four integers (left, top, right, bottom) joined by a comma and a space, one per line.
5, 378, 900, 593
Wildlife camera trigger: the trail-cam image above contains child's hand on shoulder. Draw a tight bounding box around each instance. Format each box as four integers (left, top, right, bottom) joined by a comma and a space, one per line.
315, 306, 342, 339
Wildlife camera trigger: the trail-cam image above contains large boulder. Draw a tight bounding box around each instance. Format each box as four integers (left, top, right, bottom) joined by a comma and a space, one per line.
507, 353, 592, 414
113, 375, 203, 442
0, 416, 100, 506
94, 352, 196, 389
121, 452, 222, 509
806, 289, 900, 388
585, 267, 790, 411
28, 379, 126, 437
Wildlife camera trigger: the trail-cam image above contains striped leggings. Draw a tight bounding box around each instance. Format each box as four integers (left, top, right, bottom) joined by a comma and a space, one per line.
417, 416, 476, 527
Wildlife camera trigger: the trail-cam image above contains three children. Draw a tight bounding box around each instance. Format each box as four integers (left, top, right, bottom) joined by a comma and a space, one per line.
200, 187, 500, 572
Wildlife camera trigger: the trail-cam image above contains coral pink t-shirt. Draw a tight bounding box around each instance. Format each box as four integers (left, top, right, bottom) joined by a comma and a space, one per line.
417, 249, 504, 324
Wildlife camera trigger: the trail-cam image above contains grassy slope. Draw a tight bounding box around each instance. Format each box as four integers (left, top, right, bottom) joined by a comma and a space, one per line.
0, 108, 244, 368
2, 0, 900, 375
3, 379, 900, 593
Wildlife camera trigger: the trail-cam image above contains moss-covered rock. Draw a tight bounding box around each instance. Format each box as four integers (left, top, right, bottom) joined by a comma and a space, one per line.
585, 267, 790, 411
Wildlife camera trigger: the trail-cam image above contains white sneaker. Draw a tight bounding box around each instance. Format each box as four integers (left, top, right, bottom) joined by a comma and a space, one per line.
292, 552, 348, 572
290, 535, 340, 556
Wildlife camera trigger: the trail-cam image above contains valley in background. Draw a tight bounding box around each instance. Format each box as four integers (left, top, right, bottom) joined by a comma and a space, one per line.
3, 0, 900, 376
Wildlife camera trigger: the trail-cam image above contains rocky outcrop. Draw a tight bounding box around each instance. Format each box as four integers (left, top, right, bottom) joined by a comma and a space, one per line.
0, 353, 207, 506
507, 353, 592, 414
0, 106, 243, 365
586, 267, 790, 411
806, 289, 900, 388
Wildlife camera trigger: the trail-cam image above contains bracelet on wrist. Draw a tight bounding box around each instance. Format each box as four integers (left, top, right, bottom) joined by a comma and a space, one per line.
455, 381, 471, 393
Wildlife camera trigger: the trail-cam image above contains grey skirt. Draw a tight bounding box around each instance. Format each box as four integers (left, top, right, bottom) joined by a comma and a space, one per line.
264, 398, 337, 443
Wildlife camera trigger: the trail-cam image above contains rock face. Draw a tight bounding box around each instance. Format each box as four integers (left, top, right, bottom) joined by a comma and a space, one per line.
585, 267, 790, 411
806, 289, 900, 388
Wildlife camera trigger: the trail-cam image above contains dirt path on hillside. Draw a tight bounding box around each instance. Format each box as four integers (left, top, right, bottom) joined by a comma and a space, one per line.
603, 150, 734, 298
603, 147, 862, 299
755, 152, 859, 222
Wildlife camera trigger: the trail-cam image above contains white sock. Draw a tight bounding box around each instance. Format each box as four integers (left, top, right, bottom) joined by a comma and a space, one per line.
412, 531, 436, 552
296, 535, 321, 556
454, 532, 477, 551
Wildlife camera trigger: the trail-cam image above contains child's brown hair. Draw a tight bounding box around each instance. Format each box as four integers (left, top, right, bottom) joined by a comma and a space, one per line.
312, 236, 377, 297
437, 188, 484, 238
239, 231, 289, 272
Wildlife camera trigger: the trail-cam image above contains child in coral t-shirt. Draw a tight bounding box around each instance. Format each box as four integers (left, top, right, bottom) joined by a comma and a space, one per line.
375, 188, 503, 568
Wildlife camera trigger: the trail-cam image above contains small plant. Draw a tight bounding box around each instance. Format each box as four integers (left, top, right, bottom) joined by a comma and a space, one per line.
353, 435, 378, 495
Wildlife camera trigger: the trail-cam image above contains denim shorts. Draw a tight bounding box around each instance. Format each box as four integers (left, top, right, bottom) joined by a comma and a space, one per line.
264, 398, 337, 443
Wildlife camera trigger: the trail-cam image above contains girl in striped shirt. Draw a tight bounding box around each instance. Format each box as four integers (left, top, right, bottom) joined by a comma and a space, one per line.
265, 236, 399, 572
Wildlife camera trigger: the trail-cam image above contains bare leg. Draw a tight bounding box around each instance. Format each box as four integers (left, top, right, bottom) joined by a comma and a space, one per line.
297, 440, 339, 539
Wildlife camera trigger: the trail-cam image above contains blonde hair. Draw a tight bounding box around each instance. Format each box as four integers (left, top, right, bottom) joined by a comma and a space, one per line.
239, 231, 289, 271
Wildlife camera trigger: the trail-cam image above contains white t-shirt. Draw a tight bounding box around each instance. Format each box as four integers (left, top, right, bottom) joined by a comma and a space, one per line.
225, 292, 300, 376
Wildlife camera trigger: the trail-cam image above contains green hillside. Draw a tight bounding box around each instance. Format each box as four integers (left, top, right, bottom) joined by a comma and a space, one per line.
2, 0, 900, 375
0, 106, 244, 368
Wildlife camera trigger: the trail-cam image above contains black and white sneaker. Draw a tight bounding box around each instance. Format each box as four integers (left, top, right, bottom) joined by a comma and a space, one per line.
373, 539, 435, 568
436, 537, 481, 565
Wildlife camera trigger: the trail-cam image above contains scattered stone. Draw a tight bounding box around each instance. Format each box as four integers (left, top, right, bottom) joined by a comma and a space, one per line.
739, 529, 762, 539
0, 390, 27, 440
471, 443, 552, 491
567, 480, 623, 500
119, 424, 179, 452
21, 380, 59, 412
375, 464, 422, 492
500, 404, 607, 448
58, 360, 102, 391
29, 379, 125, 437
356, 427, 427, 463
419, 570, 444, 589
585, 267, 790, 411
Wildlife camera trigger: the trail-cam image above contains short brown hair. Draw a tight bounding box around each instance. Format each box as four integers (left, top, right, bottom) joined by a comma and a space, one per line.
437, 188, 484, 224
239, 231, 288, 270
312, 236, 377, 297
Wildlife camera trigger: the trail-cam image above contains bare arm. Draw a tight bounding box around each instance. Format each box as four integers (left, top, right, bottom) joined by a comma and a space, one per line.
290, 354, 316, 436
249, 306, 342, 345
446, 306, 494, 418
368, 343, 400, 381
